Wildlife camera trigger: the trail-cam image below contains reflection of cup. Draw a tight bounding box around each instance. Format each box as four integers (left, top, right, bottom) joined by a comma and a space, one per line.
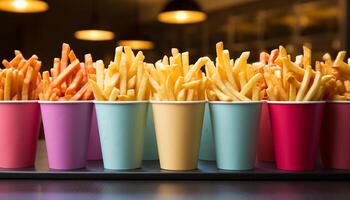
87, 106, 102, 160
257, 101, 274, 162
142, 105, 158, 160
152, 101, 205, 170
199, 103, 216, 161
0, 101, 41, 169
321, 101, 350, 170
268, 101, 325, 171
210, 101, 262, 170
95, 101, 148, 170
40, 101, 93, 170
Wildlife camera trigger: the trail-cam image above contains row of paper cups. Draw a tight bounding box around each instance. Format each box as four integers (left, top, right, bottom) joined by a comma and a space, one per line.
0, 100, 349, 171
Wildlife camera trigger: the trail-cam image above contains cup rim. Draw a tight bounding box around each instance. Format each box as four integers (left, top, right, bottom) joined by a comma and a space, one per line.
94, 100, 149, 104
39, 100, 92, 104
267, 101, 326, 104
326, 100, 350, 104
150, 100, 206, 104
0, 100, 38, 104
209, 101, 263, 104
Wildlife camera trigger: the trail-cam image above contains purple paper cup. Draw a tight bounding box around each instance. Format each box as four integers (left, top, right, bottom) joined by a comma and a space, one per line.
40, 101, 93, 170
87, 106, 102, 160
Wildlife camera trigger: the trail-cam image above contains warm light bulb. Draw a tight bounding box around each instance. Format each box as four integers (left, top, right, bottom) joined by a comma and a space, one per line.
117, 40, 154, 50
158, 10, 207, 24
12, 0, 27, 10
0, 0, 48, 13
74, 30, 115, 41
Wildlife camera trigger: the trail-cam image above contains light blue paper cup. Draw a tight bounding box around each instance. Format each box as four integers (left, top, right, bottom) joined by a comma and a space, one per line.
142, 105, 159, 160
210, 101, 262, 170
199, 103, 216, 161
94, 101, 148, 170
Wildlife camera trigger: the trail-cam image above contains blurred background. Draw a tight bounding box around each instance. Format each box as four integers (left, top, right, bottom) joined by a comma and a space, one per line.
0, 0, 348, 70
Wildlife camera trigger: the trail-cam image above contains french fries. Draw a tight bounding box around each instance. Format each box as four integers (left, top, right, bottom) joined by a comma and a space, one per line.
205, 42, 264, 101
259, 45, 331, 101
0, 51, 41, 100
149, 49, 208, 101
38, 43, 94, 101
88, 46, 149, 101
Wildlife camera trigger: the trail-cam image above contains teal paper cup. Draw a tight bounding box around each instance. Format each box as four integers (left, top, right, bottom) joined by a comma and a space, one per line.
94, 101, 148, 170
142, 105, 159, 160
210, 101, 262, 170
199, 103, 216, 161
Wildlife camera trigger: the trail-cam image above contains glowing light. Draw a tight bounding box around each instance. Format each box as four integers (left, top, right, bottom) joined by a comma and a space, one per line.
74, 29, 115, 41
117, 40, 154, 50
158, 10, 206, 24
0, 0, 48, 13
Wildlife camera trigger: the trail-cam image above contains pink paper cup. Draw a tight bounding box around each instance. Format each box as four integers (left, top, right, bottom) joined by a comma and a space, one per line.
0, 101, 41, 169
268, 101, 325, 171
87, 106, 102, 160
321, 101, 350, 170
40, 101, 93, 170
257, 101, 274, 162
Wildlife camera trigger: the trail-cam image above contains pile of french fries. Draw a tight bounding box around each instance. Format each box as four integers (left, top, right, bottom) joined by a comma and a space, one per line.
148, 48, 208, 101
38, 43, 95, 101
89, 46, 150, 101
260, 45, 333, 101
0, 51, 41, 100
4, 41, 350, 102
205, 42, 264, 101
320, 51, 350, 100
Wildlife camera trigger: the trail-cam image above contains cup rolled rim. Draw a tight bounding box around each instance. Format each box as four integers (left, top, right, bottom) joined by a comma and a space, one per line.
209, 101, 263, 104
267, 101, 326, 104
39, 100, 93, 104
0, 100, 38, 104
150, 100, 206, 104
94, 100, 149, 104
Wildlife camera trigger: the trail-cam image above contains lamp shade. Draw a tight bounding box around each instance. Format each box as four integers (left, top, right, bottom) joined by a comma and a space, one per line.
0, 0, 48, 13
158, 0, 207, 24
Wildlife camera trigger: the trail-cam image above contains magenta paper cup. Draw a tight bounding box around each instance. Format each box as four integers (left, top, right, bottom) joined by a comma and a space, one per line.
40, 101, 93, 170
87, 106, 102, 160
321, 101, 350, 170
268, 101, 325, 171
257, 101, 274, 162
0, 101, 41, 169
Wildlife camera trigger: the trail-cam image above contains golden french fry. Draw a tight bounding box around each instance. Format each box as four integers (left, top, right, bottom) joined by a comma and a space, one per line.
88, 79, 107, 101
184, 57, 208, 82
137, 72, 149, 100
289, 84, 296, 101
240, 73, 263, 96
303, 71, 322, 101
127, 89, 135, 100
213, 88, 232, 101
182, 79, 201, 89
96, 60, 105, 90
177, 89, 186, 101
252, 84, 259, 101
186, 89, 194, 101
296, 65, 312, 101
4, 69, 13, 100
266, 87, 277, 101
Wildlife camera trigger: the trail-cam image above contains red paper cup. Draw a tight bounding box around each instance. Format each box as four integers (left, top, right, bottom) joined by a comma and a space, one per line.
40, 101, 93, 170
87, 106, 102, 160
321, 101, 350, 170
257, 101, 274, 162
0, 101, 41, 169
268, 101, 325, 171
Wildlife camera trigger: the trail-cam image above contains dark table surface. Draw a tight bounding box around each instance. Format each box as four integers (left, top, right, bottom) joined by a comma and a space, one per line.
0, 141, 350, 199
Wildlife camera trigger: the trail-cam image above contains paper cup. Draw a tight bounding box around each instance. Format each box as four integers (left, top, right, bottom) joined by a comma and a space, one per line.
199, 103, 216, 161
95, 101, 148, 170
87, 106, 102, 160
142, 105, 159, 160
257, 101, 274, 162
152, 101, 205, 171
268, 101, 325, 171
321, 101, 350, 170
0, 101, 41, 169
40, 101, 93, 170
210, 101, 262, 170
